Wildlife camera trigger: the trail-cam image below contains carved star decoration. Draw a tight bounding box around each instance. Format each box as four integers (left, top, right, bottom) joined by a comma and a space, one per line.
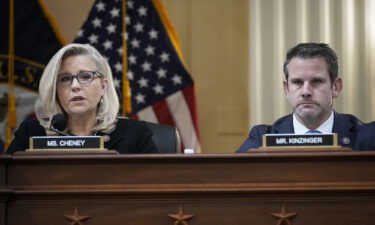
64, 207, 90, 225
271, 205, 297, 225
168, 206, 195, 225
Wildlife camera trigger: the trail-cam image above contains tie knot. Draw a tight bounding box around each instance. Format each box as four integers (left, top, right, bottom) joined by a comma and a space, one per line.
306, 130, 321, 134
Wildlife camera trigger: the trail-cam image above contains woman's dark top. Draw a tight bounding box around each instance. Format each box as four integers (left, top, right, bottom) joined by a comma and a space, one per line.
6, 118, 158, 154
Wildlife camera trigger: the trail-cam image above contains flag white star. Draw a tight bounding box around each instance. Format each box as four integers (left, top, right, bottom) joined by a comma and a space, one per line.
130, 38, 140, 48
153, 84, 164, 94
138, 6, 148, 17
117, 47, 123, 56
106, 23, 116, 34
135, 93, 145, 104
148, 29, 158, 40
95, 1, 105, 12
110, 7, 120, 18
114, 62, 122, 72
141, 61, 152, 72
134, 22, 144, 33
127, 0, 134, 9
92, 17, 102, 28
103, 40, 113, 50
113, 77, 121, 89
128, 54, 137, 64
88, 34, 98, 44
127, 70, 134, 80
160, 52, 170, 62
171, 74, 182, 85
156, 68, 167, 78
138, 77, 149, 88
76, 29, 84, 38
144, 45, 155, 56
125, 15, 131, 25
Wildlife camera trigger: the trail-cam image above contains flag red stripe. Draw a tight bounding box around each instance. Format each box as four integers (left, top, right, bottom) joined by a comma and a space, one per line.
182, 85, 200, 137
129, 114, 138, 120
152, 100, 176, 127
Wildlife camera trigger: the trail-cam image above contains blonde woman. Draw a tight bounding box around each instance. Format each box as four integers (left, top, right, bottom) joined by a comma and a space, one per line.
7, 43, 157, 154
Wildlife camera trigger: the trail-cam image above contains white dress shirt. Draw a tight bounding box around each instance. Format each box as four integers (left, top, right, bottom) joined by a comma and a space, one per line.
293, 111, 334, 134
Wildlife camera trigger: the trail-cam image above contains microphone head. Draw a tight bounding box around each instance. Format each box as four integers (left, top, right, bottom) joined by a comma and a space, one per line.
51, 113, 67, 131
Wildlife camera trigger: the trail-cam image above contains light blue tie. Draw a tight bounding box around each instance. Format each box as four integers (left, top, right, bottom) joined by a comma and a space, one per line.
306, 130, 321, 134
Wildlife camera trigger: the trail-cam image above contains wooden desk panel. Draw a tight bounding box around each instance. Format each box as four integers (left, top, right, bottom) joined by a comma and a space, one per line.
1, 151, 375, 225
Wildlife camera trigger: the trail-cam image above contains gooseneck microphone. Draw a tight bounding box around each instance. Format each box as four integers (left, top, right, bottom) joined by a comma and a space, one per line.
50, 113, 71, 136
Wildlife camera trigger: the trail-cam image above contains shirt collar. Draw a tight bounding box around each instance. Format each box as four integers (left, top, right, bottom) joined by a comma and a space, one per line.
293, 111, 334, 134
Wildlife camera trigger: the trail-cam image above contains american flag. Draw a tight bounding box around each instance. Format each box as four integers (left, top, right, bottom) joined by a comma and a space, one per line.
74, 0, 200, 152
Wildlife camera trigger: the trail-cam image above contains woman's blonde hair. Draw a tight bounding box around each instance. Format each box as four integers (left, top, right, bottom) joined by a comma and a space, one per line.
38, 43, 120, 134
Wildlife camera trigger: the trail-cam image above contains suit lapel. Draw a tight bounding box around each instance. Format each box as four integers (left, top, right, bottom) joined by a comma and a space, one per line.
332, 112, 355, 148
273, 114, 294, 133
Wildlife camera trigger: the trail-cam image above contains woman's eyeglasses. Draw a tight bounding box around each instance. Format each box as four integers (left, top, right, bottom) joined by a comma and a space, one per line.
57, 71, 103, 86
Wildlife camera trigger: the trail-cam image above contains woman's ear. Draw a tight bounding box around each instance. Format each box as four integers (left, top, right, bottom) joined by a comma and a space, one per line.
100, 79, 108, 96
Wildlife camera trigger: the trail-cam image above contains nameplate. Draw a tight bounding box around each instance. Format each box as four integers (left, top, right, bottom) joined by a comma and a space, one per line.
262, 133, 338, 148
28, 136, 106, 151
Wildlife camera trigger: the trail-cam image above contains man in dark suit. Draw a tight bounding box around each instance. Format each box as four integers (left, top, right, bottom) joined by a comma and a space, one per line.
237, 43, 375, 152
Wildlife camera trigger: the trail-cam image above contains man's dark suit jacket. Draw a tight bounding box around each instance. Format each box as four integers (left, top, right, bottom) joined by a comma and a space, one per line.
236, 112, 375, 152
6, 118, 158, 154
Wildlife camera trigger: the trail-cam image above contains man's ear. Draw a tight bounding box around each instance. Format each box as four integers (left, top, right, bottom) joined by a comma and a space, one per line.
332, 77, 343, 98
283, 80, 289, 95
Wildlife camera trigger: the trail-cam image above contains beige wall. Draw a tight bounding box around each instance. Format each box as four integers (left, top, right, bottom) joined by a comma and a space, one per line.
42, 0, 95, 43
42, 0, 250, 153
164, 1, 250, 153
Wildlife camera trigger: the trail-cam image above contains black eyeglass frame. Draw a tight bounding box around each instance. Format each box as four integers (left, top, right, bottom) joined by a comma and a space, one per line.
57, 71, 104, 86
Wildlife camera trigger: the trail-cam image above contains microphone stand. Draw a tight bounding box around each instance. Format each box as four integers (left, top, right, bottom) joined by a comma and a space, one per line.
50, 126, 72, 136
